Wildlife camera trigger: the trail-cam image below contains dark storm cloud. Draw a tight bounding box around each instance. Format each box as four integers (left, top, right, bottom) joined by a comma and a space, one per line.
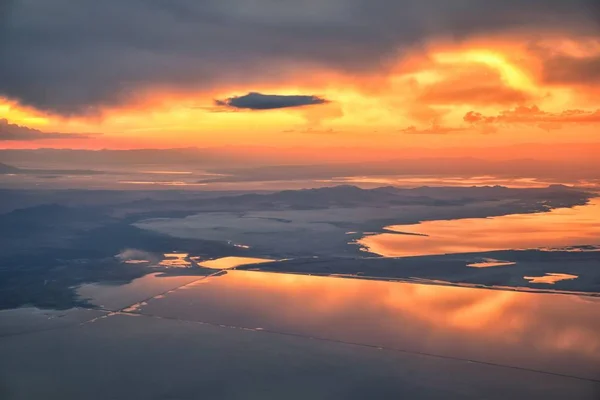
526, 40, 600, 85
0, 119, 92, 141
215, 92, 328, 110
541, 54, 600, 85
0, 0, 599, 114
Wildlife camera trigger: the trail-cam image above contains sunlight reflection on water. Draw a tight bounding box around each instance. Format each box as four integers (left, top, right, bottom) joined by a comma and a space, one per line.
359, 199, 600, 257
524, 273, 579, 284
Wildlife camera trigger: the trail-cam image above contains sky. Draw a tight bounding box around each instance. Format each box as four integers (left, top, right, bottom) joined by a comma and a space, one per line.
1, 0, 600, 154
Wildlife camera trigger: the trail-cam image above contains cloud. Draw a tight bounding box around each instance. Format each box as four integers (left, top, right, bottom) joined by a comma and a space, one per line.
417, 65, 532, 106
542, 54, 600, 85
115, 249, 160, 264
403, 104, 450, 125
282, 127, 339, 134
0, 119, 94, 141
214, 92, 328, 110
463, 105, 600, 131
528, 39, 600, 85
0, 0, 598, 114
399, 125, 467, 135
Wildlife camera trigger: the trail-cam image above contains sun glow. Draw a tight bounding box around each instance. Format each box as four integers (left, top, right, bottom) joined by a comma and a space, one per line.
433, 50, 537, 92
0, 98, 51, 126
1, 34, 599, 150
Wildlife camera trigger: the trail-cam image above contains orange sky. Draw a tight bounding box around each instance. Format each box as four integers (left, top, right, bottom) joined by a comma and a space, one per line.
2, 34, 600, 152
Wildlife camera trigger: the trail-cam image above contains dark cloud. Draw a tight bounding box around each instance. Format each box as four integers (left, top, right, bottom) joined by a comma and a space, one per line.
0, 119, 93, 141
215, 92, 328, 110
541, 54, 600, 85
0, 0, 599, 114
527, 40, 600, 85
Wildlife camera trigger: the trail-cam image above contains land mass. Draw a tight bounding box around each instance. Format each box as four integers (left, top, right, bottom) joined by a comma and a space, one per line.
0, 184, 596, 310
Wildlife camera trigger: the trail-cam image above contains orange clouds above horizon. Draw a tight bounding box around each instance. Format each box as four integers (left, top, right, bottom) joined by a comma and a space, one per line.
1, 34, 600, 150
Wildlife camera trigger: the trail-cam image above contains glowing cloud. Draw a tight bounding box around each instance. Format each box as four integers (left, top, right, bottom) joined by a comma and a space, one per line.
0, 119, 95, 141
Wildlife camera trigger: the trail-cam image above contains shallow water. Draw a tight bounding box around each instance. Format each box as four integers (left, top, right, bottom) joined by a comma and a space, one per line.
158, 253, 191, 267
195, 256, 275, 270
3, 309, 596, 400
7, 268, 600, 398
359, 199, 600, 257
76, 273, 202, 310
466, 259, 516, 268
321, 175, 565, 188
524, 273, 579, 284
134, 270, 600, 381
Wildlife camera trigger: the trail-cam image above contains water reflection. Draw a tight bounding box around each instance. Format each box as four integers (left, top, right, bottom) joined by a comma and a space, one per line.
77, 273, 201, 310
136, 270, 600, 380
524, 273, 579, 284
359, 199, 600, 257
159, 253, 191, 268
195, 256, 275, 270
123, 259, 150, 264
467, 259, 516, 268
320, 175, 559, 188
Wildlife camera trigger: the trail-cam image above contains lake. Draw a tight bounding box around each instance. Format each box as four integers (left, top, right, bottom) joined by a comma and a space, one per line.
359, 199, 600, 257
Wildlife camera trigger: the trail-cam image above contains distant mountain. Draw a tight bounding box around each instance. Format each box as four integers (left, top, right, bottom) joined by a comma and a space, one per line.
199, 185, 403, 209
223, 184, 591, 211
107, 184, 594, 219
0, 162, 19, 173
167, 184, 587, 212
5, 203, 74, 219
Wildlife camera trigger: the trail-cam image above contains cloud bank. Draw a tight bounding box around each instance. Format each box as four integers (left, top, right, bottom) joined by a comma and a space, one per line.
0, 119, 93, 141
0, 0, 599, 114
464, 106, 600, 132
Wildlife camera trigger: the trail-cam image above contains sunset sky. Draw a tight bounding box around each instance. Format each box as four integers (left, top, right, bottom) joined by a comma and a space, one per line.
1, 0, 600, 153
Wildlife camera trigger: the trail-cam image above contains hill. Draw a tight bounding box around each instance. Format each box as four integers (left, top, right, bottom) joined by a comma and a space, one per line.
0, 162, 18, 173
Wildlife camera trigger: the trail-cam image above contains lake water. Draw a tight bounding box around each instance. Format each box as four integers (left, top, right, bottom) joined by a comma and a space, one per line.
6, 267, 600, 398
194, 256, 275, 270
132, 270, 600, 381
358, 199, 600, 257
